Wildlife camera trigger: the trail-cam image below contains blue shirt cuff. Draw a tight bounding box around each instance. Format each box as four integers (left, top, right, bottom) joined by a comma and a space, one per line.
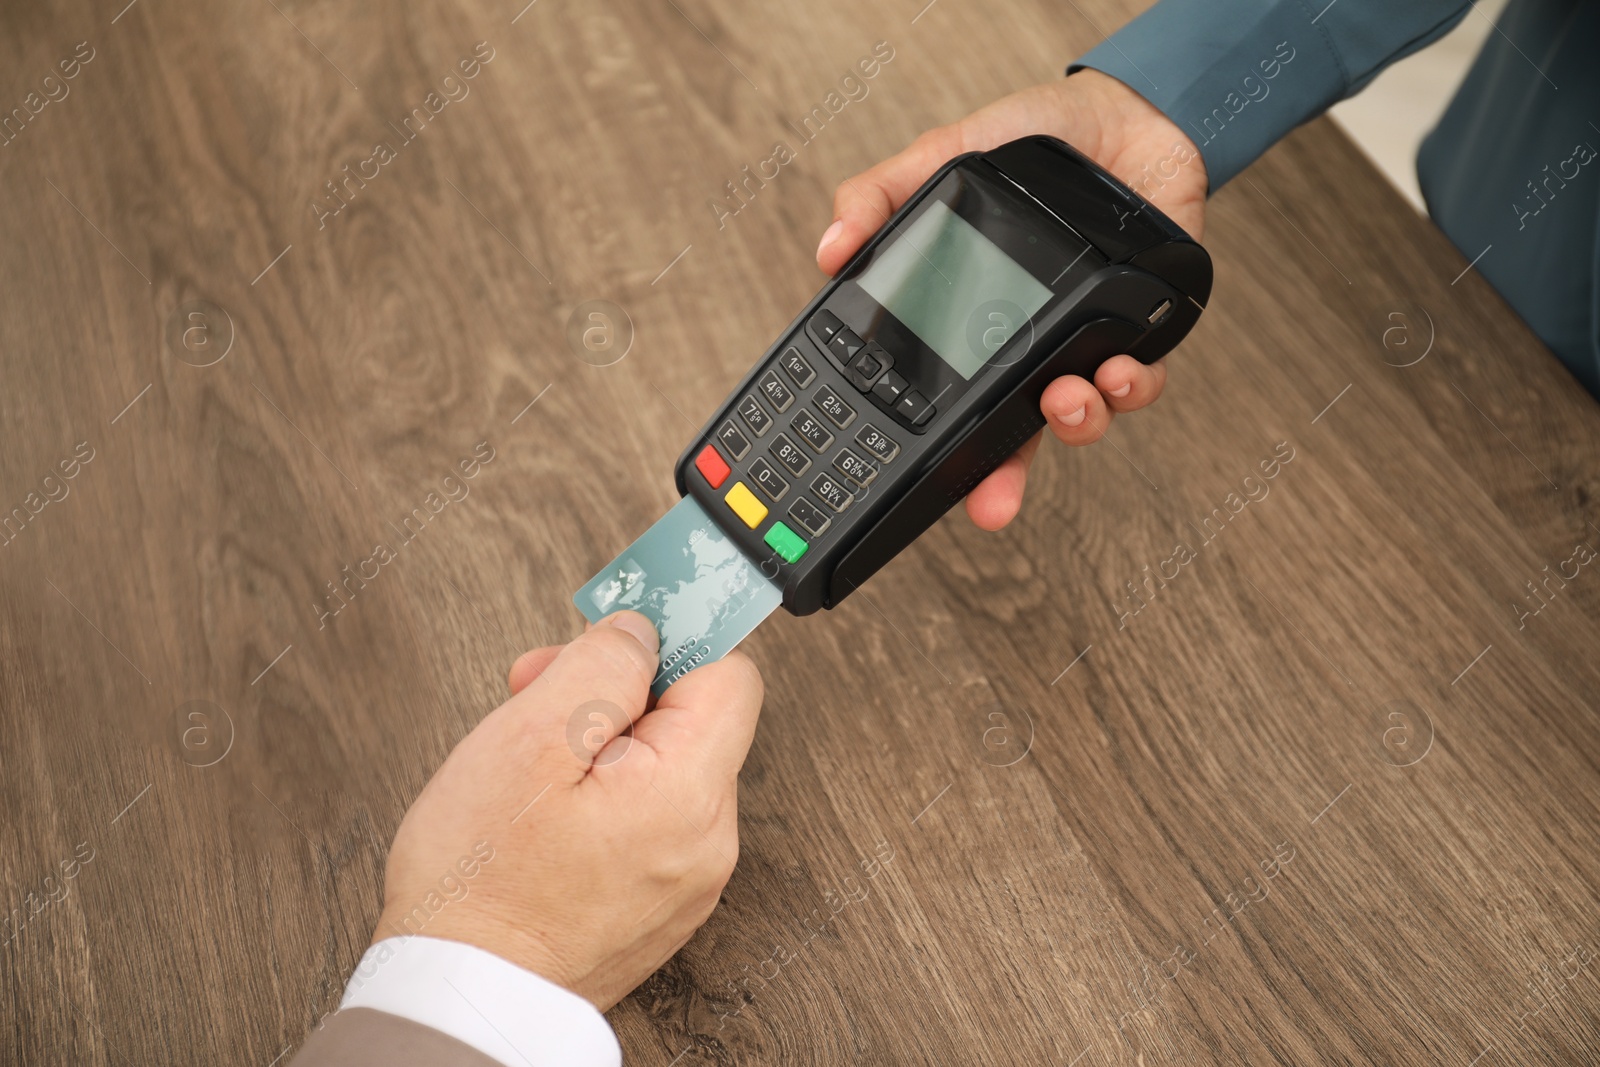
1069, 0, 1347, 191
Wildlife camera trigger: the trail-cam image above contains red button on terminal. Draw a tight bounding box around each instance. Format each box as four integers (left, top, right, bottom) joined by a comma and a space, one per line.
694, 445, 731, 489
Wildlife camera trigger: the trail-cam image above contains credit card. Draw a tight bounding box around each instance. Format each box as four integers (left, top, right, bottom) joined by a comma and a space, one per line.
574, 496, 782, 695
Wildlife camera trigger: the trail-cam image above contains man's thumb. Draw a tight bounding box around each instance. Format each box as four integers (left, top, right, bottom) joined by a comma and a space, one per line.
513, 611, 659, 758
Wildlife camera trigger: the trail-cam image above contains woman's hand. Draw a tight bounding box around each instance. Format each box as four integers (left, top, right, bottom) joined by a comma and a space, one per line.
816, 70, 1206, 530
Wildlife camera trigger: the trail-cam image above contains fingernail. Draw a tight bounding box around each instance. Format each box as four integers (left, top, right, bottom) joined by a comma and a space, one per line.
1108, 383, 1132, 398
603, 611, 659, 654
1057, 406, 1086, 427
816, 219, 844, 257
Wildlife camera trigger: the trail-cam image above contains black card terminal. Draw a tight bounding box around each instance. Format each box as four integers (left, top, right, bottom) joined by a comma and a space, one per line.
672, 135, 1212, 616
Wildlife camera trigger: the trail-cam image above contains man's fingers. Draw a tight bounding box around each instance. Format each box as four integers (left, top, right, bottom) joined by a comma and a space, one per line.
1094, 355, 1167, 413
629, 651, 764, 785
511, 611, 659, 747
818, 125, 966, 276
963, 432, 1042, 531
1041, 375, 1113, 446
508, 645, 563, 695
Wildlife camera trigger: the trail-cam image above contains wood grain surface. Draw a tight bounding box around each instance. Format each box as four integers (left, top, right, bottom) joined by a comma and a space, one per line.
3, 0, 1598, 1064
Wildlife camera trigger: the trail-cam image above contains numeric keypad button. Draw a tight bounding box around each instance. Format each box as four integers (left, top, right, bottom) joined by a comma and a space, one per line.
791, 409, 835, 453
738, 394, 773, 436
757, 370, 795, 412
814, 384, 856, 429
748, 457, 789, 501
853, 423, 899, 462
777, 346, 816, 387
810, 473, 854, 512
787, 497, 830, 537
771, 433, 812, 477
832, 447, 878, 487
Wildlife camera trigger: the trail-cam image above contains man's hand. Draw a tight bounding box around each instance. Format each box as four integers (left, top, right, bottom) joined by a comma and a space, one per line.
816, 70, 1207, 531
376, 612, 763, 1012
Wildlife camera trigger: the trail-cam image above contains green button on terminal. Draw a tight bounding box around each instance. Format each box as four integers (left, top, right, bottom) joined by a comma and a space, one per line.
762, 521, 808, 563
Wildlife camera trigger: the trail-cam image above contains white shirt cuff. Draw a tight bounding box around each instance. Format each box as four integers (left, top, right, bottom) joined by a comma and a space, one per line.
340, 936, 621, 1067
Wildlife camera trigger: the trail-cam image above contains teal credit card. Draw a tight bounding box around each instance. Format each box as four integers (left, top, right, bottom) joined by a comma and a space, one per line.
574, 496, 783, 695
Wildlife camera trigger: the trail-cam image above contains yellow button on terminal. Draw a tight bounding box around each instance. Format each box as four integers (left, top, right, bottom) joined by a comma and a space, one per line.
724, 481, 769, 528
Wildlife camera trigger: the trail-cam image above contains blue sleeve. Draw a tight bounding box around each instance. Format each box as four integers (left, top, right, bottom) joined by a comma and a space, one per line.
1069, 0, 1472, 190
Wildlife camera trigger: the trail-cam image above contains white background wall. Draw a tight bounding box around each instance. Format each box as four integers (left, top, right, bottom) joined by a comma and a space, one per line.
1328, 0, 1508, 212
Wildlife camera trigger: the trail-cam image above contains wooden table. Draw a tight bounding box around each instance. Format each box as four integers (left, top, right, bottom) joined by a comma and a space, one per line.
5, 0, 1599, 1063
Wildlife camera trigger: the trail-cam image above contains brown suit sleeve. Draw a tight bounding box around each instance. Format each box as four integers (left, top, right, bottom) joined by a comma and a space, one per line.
290, 1008, 505, 1067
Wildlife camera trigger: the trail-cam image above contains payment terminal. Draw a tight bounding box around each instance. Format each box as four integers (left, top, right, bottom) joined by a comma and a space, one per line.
577, 135, 1211, 691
